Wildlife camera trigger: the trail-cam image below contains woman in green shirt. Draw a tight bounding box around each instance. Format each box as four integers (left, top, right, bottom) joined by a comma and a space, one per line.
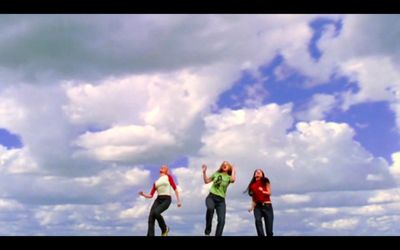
202, 161, 236, 236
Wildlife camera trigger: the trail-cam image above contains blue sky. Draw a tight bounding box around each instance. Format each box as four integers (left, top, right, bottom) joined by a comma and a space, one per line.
0, 14, 399, 236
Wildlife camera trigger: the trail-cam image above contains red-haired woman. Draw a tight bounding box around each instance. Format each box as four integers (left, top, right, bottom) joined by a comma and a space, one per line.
139, 165, 182, 236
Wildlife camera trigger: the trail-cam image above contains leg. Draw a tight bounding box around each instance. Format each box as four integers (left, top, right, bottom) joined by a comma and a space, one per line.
147, 199, 160, 236
264, 204, 274, 236
253, 205, 265, 236
153, 197, 171, 234
214, 198, 226, 236
205, 194, 215, 235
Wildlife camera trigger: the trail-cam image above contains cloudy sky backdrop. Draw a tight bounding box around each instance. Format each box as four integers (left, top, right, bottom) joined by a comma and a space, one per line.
0, 14, 400, 235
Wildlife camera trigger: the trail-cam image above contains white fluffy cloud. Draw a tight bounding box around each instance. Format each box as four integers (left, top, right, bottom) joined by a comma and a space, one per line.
291, 15, 400, 129
0, 14, 397, 235
197, 104, 394, 195
295, 94, 337, 121
150, 102, 397, 236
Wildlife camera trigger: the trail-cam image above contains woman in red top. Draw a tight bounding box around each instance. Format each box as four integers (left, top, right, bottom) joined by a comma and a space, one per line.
245, 169, 273, 236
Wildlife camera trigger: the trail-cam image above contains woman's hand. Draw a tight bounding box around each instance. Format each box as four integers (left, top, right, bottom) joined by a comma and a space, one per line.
177, 201, 182, 208
202, 164, 207, 173
138, 191, 152, 199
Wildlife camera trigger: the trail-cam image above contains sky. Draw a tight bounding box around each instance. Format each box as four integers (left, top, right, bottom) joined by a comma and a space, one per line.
0, 14, 399, 236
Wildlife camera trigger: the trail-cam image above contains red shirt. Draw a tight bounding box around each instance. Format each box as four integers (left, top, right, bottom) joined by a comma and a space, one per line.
250, 179, 271, 203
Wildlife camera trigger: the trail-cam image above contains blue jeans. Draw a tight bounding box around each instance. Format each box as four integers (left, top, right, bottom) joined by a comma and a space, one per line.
205, 193, 226, 236
253, 203, 274, 236
147, 195, 171, 236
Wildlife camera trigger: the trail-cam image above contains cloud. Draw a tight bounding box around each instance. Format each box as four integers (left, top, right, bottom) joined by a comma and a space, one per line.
320, 218, 359, 230
0, 145, 39, 174
154, 102, 397, 235
292, 15, 400, 131
198, 104, 395, 194
0, 166, 150, 205
390, 152, 400, 180
0, 14, 397, 236
0, 14, 319, 86
295, 94, 337, 121
279, 194, 312, 204
74, 125, 176, 163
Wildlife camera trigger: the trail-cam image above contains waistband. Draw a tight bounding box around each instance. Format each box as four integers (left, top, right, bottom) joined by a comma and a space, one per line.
256, 202, 272, 207
157, 195, 171, 199
208, 192, 225, 200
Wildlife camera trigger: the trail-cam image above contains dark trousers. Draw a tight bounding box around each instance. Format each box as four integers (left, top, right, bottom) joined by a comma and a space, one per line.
205, 193, 226, 236
253, 203, 274, 236
147, 195, 171, 236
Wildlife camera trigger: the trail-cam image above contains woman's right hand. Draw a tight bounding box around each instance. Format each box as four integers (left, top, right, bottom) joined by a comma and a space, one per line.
248, 207, 253, 213
202, 164, 207, 173
138, 191, 144, 196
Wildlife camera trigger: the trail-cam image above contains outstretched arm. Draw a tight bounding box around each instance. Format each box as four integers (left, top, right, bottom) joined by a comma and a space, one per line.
202, 164, 212, 184
138, 191, 153, 199
138, 184, 156, 199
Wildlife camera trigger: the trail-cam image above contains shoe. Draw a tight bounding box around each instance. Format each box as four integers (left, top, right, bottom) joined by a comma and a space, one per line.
161, 227, 169, 236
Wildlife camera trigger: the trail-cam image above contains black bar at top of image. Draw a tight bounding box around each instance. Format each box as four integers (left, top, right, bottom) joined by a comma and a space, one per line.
1, 0, 400, 14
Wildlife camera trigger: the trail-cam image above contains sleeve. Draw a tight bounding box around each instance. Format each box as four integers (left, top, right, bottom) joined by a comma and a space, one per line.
210, 172, 217, 181
168, 175, 177, 190
149, 183, 156, 196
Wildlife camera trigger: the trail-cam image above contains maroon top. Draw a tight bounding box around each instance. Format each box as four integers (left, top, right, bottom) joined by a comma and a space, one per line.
250, 179, 271, 203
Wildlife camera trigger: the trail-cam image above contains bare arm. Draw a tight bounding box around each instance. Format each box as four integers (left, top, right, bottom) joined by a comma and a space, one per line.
138, 184, 156, 199
230, 166, 236, 183
138, 191, 153, 199
174, 189, 182, 208
202, 164, 212, 184
259, 183, 271, 195
248, 201, 256, 212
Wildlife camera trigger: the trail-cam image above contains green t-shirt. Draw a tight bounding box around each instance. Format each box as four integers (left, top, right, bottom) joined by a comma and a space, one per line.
210, 172, 231, 198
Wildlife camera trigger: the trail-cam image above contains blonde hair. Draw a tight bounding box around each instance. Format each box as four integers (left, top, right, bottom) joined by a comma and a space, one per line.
218, 161, 233, 176
161, 165, 171, 175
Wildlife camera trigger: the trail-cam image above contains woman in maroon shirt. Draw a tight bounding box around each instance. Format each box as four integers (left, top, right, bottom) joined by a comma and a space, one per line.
245, 169, 273, 236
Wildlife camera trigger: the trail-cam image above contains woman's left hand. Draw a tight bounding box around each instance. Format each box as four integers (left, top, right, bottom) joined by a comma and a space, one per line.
177, 202, 182, 208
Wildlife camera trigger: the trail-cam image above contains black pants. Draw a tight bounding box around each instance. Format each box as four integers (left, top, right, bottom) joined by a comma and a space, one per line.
253, 203, 274, 236
205, 193, 226, 236
147, 195, 171, 236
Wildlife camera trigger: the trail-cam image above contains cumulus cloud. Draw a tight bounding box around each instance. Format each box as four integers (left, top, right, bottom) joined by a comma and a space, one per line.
197, 104, 395, 195
295, 94, 337, 121
0, 14, 397, 236
148, 102, 397, 235
294, 15, 400, 130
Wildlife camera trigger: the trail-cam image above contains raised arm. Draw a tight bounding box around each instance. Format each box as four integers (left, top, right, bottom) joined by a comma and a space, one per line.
230, 165, 236, 183
202, 164, 212, 184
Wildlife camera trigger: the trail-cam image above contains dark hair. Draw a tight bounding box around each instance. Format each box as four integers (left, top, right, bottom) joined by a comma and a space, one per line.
243, 169, 269, 196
